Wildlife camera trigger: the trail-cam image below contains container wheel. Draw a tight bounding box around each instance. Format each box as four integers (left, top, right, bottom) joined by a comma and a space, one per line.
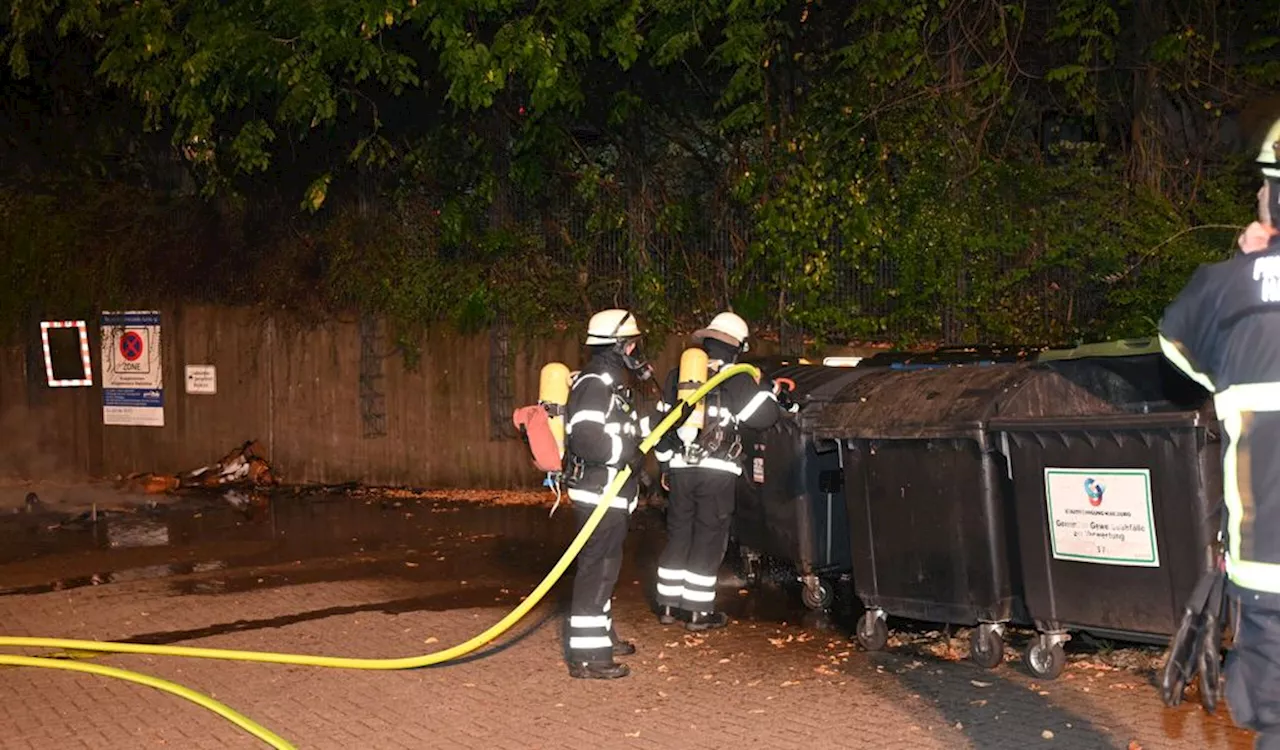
737, 547, 761, 588
969, 626, 1004, 669
1023, 638, 1066, 680
856, 612, 888, 651
801, 580, 834, 610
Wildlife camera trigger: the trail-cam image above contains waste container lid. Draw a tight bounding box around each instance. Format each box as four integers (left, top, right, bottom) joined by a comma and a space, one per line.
1037, 337, 1162, 362
813, 362, 1040, 440
812, 353, 1211, 442
1037, 353, 1210, 414
856, 345, 1045, 369
769, 364, 873, 404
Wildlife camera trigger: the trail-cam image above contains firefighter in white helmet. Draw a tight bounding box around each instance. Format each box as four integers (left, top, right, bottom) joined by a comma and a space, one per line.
562, 308, 653, 679
1160, 116, 1280, 747
651, 312, 786, 630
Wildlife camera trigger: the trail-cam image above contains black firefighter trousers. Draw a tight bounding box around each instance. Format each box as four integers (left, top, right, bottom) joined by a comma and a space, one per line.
656, 467, 737, 613
565, 501, 629, 665
1228, 604, 1280, 749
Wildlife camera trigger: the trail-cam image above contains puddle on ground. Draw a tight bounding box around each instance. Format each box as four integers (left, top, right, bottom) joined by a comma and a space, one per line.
0, 491, 833, 630
0, 493, 583, 595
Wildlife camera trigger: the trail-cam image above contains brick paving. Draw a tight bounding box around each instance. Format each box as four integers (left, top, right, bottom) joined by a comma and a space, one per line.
0, 500, 1257, 750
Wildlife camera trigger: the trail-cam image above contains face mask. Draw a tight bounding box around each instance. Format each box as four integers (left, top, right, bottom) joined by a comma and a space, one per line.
621, 348, 652, 380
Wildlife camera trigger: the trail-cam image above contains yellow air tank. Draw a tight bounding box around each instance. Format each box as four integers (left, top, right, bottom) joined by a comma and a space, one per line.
539, 362, 572, 458
676, 347, 709, 449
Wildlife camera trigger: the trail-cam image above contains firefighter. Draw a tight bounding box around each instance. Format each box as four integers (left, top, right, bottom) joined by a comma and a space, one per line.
562, 308, 652, 679
652, 312, 785, 630
1160, 116, 1280, 748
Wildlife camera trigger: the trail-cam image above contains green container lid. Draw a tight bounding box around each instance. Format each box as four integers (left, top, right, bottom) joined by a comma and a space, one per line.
1036, 336, 1161, 362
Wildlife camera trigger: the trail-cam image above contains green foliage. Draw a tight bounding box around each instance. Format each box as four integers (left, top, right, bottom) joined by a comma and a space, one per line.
0, 181, 220, 341
2, 0, 1275, 349
320, 202, 581, 357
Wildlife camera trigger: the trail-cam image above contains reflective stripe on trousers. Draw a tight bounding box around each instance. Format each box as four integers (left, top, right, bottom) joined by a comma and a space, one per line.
1215, 382, 1280, 595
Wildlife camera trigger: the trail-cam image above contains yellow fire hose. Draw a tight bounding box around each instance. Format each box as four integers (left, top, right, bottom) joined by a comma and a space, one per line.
0, 654, 295, 748
0, 364, 760, 749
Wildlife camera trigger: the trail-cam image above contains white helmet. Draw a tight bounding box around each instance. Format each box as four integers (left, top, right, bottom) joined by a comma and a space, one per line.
693, 312, 750, 350
585, 309, 642, 345
1259, 116, 1280, 180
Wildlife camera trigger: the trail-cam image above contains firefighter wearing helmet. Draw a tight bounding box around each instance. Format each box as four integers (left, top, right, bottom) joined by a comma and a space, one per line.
561, 309, 654, 679
651, 312, 786, 630
1159, 116, 1280, 746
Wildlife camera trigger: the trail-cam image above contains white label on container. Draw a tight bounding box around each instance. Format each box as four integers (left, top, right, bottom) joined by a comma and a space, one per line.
1045, 467, 1159, 567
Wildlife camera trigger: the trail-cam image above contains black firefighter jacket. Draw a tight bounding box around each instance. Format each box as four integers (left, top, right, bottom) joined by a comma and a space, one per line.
652, 358, 781, 475
563, 351, 646, 513
1160, 233, 1280, 602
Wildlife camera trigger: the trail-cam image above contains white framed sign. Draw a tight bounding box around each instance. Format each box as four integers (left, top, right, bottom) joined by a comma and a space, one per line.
40, 320, 93, 387
1045, 467, 1159, 567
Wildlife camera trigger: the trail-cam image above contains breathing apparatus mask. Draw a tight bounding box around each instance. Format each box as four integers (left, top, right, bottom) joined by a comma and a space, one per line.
616, 338, 653, 381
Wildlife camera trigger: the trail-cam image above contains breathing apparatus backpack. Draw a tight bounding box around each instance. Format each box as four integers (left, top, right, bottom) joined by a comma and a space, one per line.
513, 362, 573, 512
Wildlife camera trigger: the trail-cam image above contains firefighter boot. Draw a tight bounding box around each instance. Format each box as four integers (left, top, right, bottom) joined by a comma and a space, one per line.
686, 611, 729, 632
568, 660, 631, 680
612, 639, 636, 657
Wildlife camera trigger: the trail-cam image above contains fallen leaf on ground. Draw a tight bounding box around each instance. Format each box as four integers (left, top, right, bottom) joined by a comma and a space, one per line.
971, 680, 992, 688
1042, 730, 1055, 740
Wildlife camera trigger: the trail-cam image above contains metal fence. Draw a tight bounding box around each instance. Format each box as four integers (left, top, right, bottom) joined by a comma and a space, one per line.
488, 190, 1109, 350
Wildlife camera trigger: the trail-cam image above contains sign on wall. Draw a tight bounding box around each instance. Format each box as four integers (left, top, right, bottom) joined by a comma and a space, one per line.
1045, 467, 1159, 567
39, 320, 93, 387
101, 311, 164, 427
185, 365, 217, 395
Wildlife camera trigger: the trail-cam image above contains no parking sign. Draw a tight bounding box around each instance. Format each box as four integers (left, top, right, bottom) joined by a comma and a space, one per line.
101, 311, 164, 427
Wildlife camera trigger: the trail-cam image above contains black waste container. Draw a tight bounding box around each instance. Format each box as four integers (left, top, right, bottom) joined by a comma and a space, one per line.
812, 359, 1170, 669
990, 353, 1220, 679
732, 364, 873, 610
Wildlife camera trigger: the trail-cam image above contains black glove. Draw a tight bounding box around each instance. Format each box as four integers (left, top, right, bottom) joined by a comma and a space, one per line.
777, 386, 799, 413
656, 430, 682, 456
